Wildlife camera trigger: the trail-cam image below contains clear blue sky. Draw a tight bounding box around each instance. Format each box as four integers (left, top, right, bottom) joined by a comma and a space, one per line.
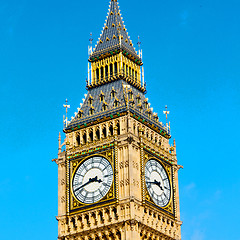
1, 0, 239, 239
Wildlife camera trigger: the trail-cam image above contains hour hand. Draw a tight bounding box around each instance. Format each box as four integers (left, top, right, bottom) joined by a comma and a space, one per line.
92, 176, 102, 183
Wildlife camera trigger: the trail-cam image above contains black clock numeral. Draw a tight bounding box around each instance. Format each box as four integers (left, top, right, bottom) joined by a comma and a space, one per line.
102, 182, 110, 187
75, 173, 84, 177
163, 192, 168, 199
76, 188, 84, 197
104, 173, 113, 178
84, 192, 89, 200
98, 190, 103, 197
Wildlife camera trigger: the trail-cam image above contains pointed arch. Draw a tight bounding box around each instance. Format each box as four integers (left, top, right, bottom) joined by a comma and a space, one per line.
82, 131, 87, 144
96, 127, 100, 140
109, 123, 113, 136
102, 125, 107, 138
89, 129, 93, 142
76, 133, 80, 146
116, 121, 120, 135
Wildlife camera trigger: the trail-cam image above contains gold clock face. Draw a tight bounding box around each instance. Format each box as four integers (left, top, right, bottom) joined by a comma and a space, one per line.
72, 156, 113, 204
145, 159, 171, 207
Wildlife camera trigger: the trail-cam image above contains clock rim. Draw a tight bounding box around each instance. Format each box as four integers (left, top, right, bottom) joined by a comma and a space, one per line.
71, 154, 114, 205
144, 158, 172, 208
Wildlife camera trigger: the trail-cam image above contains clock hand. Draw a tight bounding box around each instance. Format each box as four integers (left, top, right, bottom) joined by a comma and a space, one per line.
75, 176, 103, 192
146, 180, 163, 190
92, 176, 103, 183
74, 179, 92, 192
146, 181, 157, 184
154, 180, 164, 190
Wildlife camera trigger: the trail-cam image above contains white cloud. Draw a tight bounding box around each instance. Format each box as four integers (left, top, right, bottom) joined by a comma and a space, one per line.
191, 229, 205, 240
185, 182, 196, 191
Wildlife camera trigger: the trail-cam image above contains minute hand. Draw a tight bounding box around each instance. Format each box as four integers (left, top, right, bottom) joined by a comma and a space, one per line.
75, 176, 102, 192
146, 180, 163, 190
74, 179, 92, 192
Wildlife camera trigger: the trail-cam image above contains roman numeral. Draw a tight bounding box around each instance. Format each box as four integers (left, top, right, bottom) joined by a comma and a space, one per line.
102, 182, 110, 187
104, 173, 113, 178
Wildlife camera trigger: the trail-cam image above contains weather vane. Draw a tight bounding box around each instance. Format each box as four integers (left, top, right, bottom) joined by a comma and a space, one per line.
63, 99, 70, 127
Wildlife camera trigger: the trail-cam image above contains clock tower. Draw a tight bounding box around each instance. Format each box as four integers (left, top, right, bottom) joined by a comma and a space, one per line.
54, 0, 182, 239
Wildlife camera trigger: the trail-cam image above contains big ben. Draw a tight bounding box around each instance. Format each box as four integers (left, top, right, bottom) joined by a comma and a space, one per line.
54, 0, 182, 239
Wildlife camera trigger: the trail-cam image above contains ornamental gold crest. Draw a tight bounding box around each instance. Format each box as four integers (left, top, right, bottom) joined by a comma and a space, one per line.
143, 150, 175, 216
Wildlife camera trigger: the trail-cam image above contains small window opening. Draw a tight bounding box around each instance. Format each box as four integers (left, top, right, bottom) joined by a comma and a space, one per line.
89, 108, 94, 115
102, 104, 107, 111
105, 65, 108, 79
110, 64, 113, 76
100, 67, 104, 80
76, 135, 80, 146
83, 133, 87, 144
102, 127, 107, 138
114, 100, 119, 107
71, 217, 76, 229
100, 93, 104, 102
89, 131, 93, 142
128, 92, 133, 99
116, 122, 120, 135
96, 129, 100, 140
96, 68, 99, 81
114, 62, 118, 75
111, 89, 116, 98
77, 112, 83, 118
109, 125, 113, 136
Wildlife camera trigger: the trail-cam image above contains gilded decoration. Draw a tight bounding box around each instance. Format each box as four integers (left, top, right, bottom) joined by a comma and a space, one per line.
69, 148, 117, 213
55, 0, 182, 238
142, 149, 175, 217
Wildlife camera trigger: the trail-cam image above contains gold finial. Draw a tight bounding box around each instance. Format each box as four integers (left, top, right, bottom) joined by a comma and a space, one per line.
63, 99, 70, 127
137, 36, 142, 59
163, 105, 170, 125
88, 32, 93, 56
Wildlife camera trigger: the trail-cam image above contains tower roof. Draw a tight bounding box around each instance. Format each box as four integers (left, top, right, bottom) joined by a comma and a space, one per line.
89, 0, 141, 63
64, 81, 170, 139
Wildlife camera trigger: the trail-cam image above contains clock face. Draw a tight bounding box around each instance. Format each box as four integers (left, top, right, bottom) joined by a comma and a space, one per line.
72, 156, 113, 204
145, 159, 171, 207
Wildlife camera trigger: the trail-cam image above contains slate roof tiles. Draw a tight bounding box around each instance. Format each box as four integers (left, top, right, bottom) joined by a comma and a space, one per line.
90, 0, 139, 60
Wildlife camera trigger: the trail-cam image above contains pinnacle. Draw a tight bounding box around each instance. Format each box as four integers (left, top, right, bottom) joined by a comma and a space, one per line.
90, 0, 139, 60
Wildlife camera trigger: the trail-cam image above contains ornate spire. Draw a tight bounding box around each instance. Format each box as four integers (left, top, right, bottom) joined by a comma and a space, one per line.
89, 0, 141, 63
